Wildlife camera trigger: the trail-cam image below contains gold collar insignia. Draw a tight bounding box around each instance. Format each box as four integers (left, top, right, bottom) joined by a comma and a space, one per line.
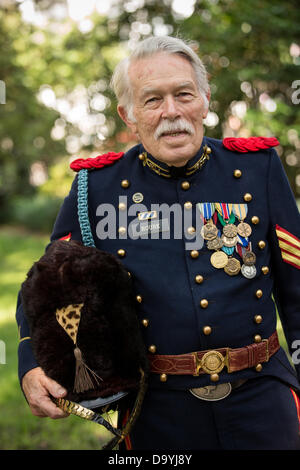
138, 145, 211, 178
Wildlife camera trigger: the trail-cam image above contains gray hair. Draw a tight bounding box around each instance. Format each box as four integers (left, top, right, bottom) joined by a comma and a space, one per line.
110, 36, 210, 121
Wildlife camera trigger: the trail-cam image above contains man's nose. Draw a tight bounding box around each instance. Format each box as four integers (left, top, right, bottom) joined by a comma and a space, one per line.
162, 96, 181, 120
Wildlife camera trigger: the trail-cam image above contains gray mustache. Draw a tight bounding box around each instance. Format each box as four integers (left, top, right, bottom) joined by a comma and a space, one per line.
154, 119, 195, 140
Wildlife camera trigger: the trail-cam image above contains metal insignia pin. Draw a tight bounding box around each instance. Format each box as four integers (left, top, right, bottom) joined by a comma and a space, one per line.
132, 192, 144, 203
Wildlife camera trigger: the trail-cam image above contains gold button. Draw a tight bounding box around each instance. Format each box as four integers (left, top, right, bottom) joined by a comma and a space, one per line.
254, 334, 262, 343
200, 299, 209, 309
148, 345, 156, 354
181, 181, 190, 190
261, 266, 269, 275
187, 226, 196, 235
258, 240, 266, 249
234, 169, 242, 178
118, 202, 126, 211
254, 315, 263, 324
136, 295, 143, 303
203, 325, 212, 335
195, 275, 204, 284
184, 201, 193, 210
256, 289, 263, 299
190, 250, 199, 259
251, 216, 260, 225
138, 153, 145, 161
118, 226, 126, 235
142, 319, 149, 327
243, 193, 252, 202
210, 373, 219, 382
128, 271, 131, 277
117, 249, 126, 257
121, 179, 130, 188
160, 373, 167, 382
255, 363, 263, 372
206, 146, 212, 154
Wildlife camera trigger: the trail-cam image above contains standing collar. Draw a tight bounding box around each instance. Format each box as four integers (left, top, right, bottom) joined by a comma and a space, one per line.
138, 137, 212, 179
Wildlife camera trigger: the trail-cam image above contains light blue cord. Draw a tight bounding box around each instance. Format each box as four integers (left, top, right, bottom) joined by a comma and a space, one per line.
77, 169, 96, 247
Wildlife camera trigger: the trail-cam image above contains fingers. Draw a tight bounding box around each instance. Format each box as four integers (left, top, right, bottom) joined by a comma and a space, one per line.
22, 367, 69, 419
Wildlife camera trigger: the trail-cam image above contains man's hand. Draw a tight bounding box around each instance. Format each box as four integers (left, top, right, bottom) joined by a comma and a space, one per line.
22, 367, 69, 419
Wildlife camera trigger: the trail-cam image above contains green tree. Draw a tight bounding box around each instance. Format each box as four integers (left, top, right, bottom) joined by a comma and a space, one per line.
0, 0, 299, 230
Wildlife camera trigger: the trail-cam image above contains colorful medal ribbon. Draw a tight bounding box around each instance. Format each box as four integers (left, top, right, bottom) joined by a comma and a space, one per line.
236, 241, 251, 258
222, 246, 235, 255
232, 203, 248, 221
215, 202, 233, 221
197, 203, 215, 221
236, 234, 249, 247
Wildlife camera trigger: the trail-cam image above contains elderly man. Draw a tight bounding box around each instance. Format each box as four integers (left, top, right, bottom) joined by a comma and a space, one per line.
17, 36, 300, 450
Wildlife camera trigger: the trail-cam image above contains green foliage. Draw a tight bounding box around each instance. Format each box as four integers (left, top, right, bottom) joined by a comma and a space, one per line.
8, 194, 63, 233
0, 0, 299, 230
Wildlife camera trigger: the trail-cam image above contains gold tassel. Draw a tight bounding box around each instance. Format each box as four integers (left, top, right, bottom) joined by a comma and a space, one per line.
73, 346, 102, 393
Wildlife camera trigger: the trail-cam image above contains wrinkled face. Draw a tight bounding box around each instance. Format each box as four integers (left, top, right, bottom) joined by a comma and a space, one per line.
117, 52, 210, 167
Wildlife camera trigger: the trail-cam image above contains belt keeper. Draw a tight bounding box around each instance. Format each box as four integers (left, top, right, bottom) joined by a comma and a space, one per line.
263, 339, 269, 362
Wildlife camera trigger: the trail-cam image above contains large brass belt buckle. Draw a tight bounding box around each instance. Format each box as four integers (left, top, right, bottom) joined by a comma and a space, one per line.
189, 383, 232, 401
190, 349, 232, 400
201, 350, 226, 374
193, 349, 229, 376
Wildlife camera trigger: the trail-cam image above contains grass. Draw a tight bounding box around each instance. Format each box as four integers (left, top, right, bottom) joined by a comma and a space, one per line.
0, 226, 115, 450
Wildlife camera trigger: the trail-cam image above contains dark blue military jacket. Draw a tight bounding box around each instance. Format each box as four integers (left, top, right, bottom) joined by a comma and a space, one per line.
16, 136, 300, 391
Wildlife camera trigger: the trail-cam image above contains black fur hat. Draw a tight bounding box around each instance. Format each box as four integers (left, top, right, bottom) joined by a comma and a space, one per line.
21, 240, 148, 404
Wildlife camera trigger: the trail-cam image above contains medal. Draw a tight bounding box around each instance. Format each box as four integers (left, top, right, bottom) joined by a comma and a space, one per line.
198, 204, 218, 241
224, 257, 241, 276
237, 221, 252, 237
210, 251, 228, 269
201, 221, 218, 241
223, 223, 238, 238
241, 264, 257, 279
221, 234, 238, 247
231, 203, 252, 237
207, 237, 223, 250
231, 204, 252, 238
242, 251, 256, 266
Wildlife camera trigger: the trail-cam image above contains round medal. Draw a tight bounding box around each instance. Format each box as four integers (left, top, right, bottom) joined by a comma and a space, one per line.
221, 234, 238, 247
201, 223, 218, 241
224, 257, 241, 276
210, 251, 228, 269
207, 237, 223, 250
223, 224, 238, 238
241, 264, 257, 279
237, 222, 252, 237
242, 251, 256, 266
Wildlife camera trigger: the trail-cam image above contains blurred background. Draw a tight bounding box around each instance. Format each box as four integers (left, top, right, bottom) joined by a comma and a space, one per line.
0, 0, 299, 450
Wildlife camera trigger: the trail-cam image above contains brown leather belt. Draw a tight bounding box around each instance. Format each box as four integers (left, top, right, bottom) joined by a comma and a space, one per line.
149, 332, 280, 379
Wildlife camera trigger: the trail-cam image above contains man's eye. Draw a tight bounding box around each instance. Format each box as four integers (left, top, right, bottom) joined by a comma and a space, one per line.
146, 97, 159, 104
177, 92, 192, 98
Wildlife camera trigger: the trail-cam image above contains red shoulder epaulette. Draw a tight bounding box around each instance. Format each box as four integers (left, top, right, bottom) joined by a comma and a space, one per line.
223, 136, 279, 153
70, 152, 124, 172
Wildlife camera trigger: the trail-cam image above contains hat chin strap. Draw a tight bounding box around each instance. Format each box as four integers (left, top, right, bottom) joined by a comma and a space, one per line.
52, 368, 147, 450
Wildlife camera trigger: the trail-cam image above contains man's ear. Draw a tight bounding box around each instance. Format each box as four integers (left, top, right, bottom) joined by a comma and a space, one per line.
202, 88, 211, 119
117, 105, 138, 135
